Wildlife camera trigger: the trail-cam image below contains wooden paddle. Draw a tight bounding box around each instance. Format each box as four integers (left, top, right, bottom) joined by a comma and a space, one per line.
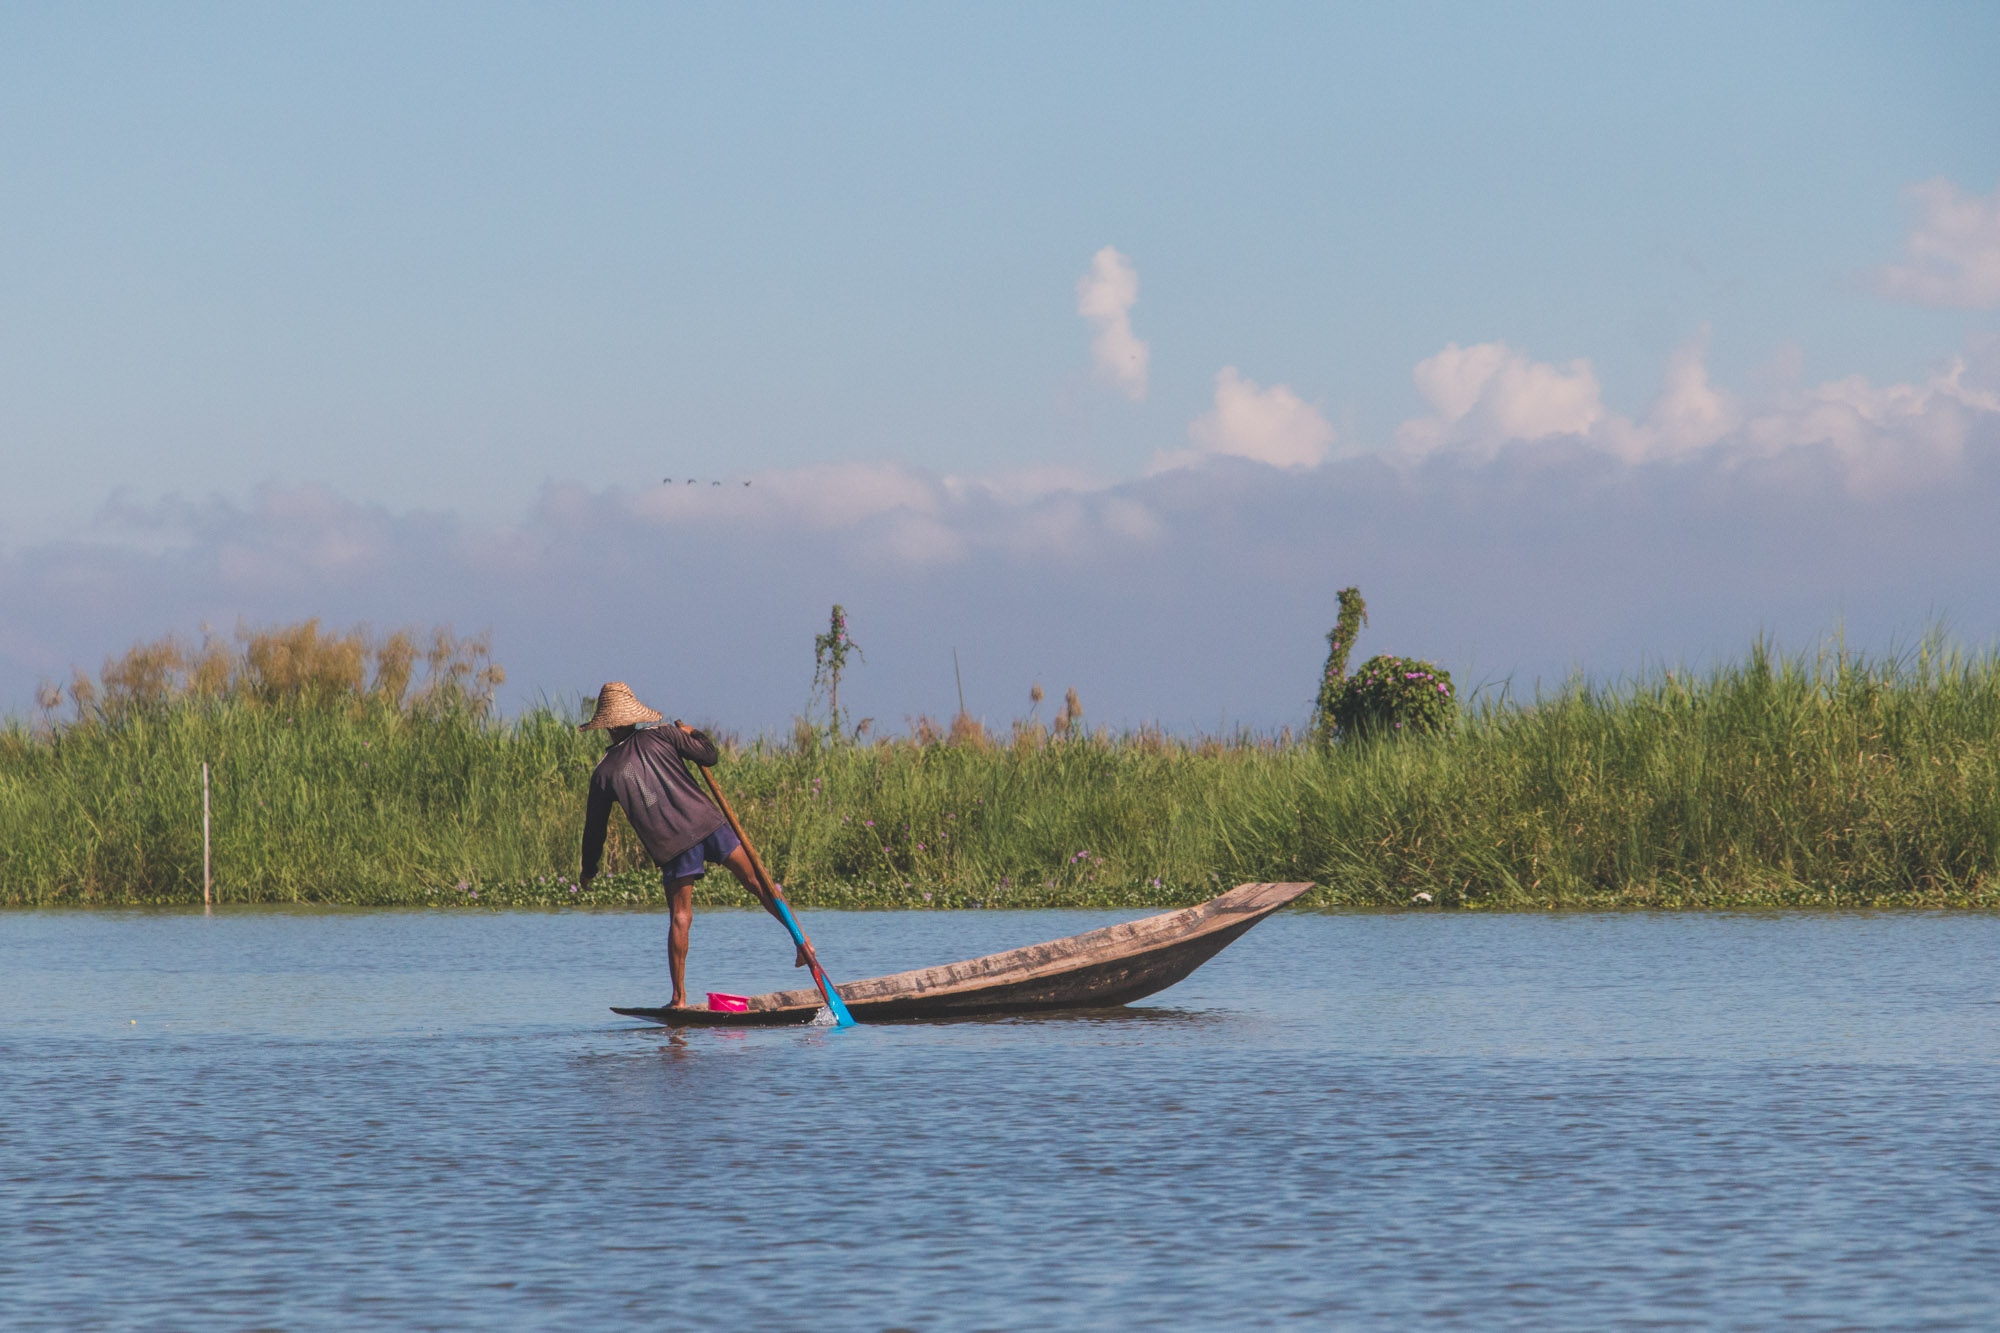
690, 748, 857, 1028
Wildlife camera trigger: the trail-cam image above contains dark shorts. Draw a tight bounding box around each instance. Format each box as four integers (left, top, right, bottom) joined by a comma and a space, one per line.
660, 823, 741, 884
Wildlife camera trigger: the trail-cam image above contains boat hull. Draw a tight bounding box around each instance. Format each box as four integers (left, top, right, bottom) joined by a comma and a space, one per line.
612, 880, 1312, 1027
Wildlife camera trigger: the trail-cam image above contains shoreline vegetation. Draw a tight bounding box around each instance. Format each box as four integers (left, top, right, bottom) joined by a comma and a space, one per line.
4, 621, 1999, 911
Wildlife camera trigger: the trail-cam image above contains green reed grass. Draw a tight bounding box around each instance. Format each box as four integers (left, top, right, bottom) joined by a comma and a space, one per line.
6, 637, 2000, 909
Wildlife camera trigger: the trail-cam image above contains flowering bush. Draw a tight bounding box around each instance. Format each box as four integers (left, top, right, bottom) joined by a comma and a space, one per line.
1324, 655, 1457, 738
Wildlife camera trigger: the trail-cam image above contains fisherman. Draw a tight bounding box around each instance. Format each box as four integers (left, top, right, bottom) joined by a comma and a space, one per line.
577, 681, 818, 1007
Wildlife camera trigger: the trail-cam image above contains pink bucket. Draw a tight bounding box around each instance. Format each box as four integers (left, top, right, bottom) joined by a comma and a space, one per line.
706, 992, 749, 1013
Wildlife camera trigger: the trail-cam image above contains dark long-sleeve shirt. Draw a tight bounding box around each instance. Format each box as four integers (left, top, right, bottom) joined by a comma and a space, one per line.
580, 726, 725, 880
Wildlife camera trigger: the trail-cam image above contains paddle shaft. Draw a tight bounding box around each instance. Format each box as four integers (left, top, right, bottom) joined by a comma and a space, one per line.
691, 752, 854, 1024
693, 762, 779, 899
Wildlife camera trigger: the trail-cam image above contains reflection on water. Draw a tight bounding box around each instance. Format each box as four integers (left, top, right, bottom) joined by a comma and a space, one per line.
2, 907, 1997, 1329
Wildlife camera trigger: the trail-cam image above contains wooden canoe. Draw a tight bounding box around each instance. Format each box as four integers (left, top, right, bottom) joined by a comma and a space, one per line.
612, 880, 1313, 1027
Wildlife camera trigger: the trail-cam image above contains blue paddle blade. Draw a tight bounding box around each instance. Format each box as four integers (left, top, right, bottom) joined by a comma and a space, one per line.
773, 898, 857, 1028
823, 988, 859, 1029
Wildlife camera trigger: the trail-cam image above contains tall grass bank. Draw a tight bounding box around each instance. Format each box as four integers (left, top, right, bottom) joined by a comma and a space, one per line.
5, 630, 1999, 909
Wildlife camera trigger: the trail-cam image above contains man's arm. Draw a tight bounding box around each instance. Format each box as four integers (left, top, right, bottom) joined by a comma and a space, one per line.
579, 783, 612, 884
664, 720, 720, 768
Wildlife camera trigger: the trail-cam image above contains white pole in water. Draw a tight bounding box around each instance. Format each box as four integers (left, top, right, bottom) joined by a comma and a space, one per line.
202, 762, 212, 909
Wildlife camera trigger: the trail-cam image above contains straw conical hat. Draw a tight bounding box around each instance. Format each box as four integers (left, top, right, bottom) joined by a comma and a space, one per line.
579, 681, 663, 731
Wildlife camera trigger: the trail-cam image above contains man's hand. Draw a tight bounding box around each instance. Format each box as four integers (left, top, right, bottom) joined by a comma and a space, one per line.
795, 936, 820, 971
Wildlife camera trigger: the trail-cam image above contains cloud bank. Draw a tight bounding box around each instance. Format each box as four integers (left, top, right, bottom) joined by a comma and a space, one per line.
7, 332, 1997, 735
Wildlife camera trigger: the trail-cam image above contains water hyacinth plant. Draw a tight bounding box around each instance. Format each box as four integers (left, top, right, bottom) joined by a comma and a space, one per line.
1311, 587, 1456, 740
1327, 655, 1458, 737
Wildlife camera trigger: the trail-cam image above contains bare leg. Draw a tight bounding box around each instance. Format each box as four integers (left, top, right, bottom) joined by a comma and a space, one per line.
665, 877, 696, 1005
716, 844, 816, 970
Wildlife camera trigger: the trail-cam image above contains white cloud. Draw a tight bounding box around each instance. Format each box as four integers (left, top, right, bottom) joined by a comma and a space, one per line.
1392, 333, 2000, 491
1877, 178, 2000, 309
1408, 341, 1511, 424
1171, 367, 1333, 471
1593, 330, 1740, 463
1734, 355, 2000, 490
1075, 246, 1150, 399
1399, 342, 1603, 457
1640, 333, 1739, 455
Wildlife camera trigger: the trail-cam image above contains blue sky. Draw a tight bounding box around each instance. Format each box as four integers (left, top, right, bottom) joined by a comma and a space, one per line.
3, 3, 1998, 730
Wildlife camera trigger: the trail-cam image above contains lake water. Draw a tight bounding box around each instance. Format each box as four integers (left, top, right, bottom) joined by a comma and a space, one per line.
2, 906, 1997, 1330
